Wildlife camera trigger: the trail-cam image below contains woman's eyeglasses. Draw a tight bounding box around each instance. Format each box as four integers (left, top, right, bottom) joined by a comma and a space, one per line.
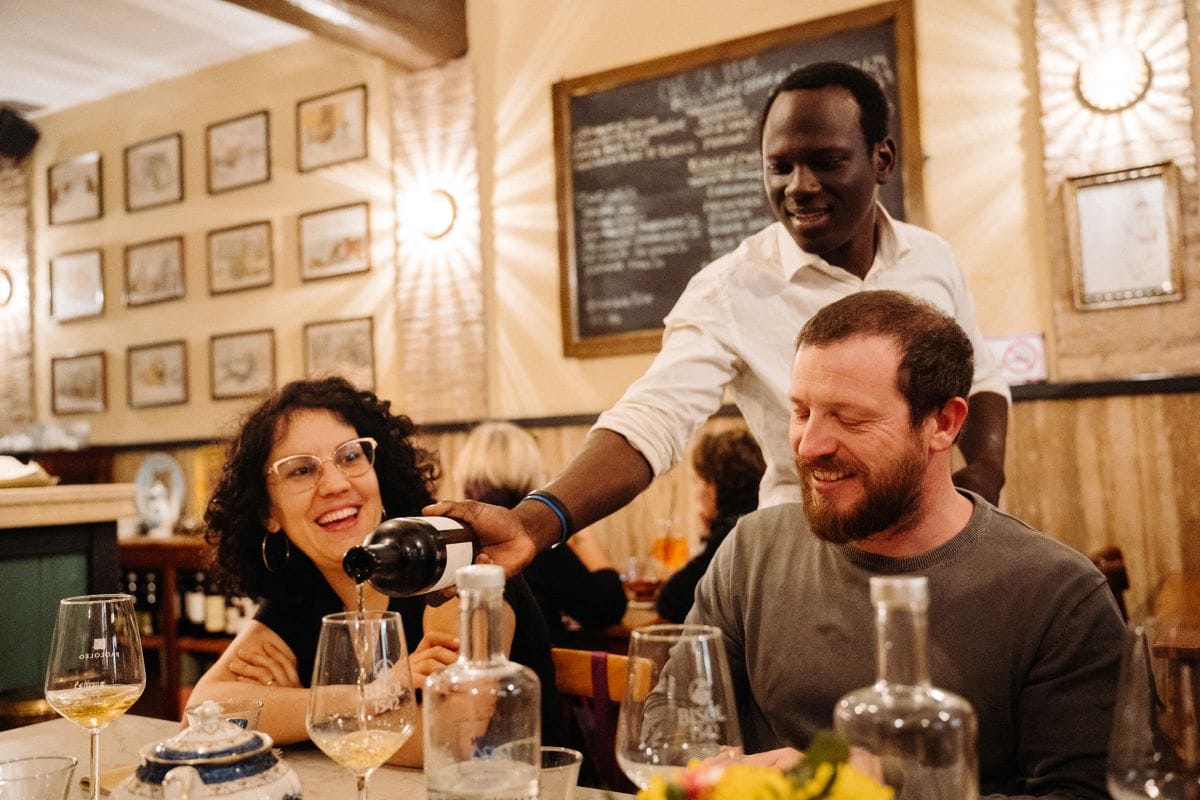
268, 437, 377, 493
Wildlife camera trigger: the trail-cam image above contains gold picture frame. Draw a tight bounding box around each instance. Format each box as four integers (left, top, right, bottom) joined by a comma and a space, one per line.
51, 351, 107, 415
1063, 162, 1184, 310
296, 84, 367, 172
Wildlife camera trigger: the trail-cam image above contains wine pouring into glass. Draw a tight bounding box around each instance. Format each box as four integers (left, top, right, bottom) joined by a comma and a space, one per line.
307, 610, 417, 800
44, 593, 145, 800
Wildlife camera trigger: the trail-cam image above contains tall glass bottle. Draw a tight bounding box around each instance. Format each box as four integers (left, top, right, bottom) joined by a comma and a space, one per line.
834, 576, 978, 800
424, 564, 540, 800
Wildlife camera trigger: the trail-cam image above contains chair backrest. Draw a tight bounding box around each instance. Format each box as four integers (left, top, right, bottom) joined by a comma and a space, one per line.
550, 647, 640, 792
551, 647, 628, 703
1090, 545, 1130, 621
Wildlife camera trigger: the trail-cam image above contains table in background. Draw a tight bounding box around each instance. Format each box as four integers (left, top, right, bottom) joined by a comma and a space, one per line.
0, 716, 629, 800
560, 603, 663, 654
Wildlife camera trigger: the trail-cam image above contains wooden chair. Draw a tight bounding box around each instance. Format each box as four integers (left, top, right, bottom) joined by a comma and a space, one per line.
551, 648, 645, 791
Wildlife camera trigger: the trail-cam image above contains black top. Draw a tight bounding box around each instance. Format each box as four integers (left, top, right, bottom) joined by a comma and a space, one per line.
521, 544, 627, 646
655, 512, 742, 623
255, 566, 568, 746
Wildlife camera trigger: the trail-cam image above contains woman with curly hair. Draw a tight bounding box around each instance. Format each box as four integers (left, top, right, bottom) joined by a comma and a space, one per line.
187, 377, 564, 764
655, 426, 765, 623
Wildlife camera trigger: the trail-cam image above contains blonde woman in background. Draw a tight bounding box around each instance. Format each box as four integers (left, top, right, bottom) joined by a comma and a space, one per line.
456, 421, 627, 645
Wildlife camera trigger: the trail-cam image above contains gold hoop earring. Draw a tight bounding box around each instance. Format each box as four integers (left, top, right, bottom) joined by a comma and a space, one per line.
261, 532, 290, 573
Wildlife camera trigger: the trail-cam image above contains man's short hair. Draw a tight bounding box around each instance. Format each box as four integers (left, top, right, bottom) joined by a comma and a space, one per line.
795, 290, 974, 427
758, 61, 892, 152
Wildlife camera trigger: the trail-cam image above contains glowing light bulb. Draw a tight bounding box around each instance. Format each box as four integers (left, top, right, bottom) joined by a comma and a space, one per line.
1076, 42, 1152, 112
418, 189, 457, 239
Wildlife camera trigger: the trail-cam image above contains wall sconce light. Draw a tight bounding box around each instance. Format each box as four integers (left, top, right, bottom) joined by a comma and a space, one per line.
0, 268, 13, 306
1076, 42, 1152, 112
418, 189, 458, 239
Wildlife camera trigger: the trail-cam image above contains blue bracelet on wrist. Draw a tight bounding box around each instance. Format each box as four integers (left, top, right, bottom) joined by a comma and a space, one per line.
523, 490, 574, 548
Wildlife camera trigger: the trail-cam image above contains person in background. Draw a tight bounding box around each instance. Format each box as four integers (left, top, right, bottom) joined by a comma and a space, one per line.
429, 61, 1009, 579
655, 426, 764, 623
690, 291, 1122, 798
188, 377, 566, 764
455, 421, 627, 645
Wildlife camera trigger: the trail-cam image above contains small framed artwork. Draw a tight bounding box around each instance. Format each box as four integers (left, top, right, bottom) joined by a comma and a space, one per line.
304, 316, 375, 390
49, 249, 105, 321
125, 132, 183, 211
1063, 162, 1185, 310
296, 83, 367, 172
298, 202, 370, 280
127, 340, 188, 408
210, 329, 275, 399
207, 220, 273, 295
48, 152, 102, 225
51, 351, 107, 415
125, 236, 185, 307
206, 110, 270, 194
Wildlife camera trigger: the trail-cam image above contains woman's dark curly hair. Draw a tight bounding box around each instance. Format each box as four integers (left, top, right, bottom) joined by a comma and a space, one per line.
204, 377, 439, 599
691, 427, 765, 520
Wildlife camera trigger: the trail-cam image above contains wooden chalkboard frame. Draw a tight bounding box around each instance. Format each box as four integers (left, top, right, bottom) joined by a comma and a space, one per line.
552, 1, 922, 358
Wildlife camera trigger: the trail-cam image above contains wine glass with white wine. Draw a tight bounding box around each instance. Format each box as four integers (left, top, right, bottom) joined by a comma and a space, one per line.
44, 594, 145, 800
307, 610, 417, 800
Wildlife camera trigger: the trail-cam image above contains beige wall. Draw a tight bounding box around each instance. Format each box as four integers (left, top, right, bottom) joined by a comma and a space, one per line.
30, 38, 400, 444
469, 0, 1051, 420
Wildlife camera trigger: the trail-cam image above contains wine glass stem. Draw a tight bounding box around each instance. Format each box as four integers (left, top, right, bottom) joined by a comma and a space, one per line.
356, 773, 368, 800
89, 728, 101, 800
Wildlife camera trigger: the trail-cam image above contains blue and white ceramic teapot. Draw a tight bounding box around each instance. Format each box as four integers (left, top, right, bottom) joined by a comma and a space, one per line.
112, 701, 301, 800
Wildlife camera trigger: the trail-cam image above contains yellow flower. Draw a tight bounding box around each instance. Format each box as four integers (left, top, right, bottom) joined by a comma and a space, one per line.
711, 765, 793, 800
640, 775, 670, 800
823, 764, 893, 800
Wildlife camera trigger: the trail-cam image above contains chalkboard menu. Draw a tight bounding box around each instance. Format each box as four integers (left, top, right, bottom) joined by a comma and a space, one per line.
553, 1, 922, 357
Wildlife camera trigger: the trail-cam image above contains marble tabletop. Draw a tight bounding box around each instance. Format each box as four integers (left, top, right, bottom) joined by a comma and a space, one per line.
0, 715, 625, 800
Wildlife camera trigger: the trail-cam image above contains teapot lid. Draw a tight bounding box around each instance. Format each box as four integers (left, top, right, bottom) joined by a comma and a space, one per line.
143, 700, 273, 764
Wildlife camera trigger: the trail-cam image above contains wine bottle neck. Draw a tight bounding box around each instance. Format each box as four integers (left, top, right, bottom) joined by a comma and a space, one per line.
459, 585, 505, 664
874, 602, 931, 689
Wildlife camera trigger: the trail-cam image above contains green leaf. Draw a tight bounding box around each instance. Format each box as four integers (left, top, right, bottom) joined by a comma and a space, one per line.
785, 729, 851, 791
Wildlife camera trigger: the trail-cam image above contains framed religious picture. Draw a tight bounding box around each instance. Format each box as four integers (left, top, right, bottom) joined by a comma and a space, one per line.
48, 151, 102, 224
51, 351, 107, 415
206, 110, 270, 194
304, 316, 375, 390
125, 236, 185, 306
127, 340, 188, 408
210, 329, 275, 399
298, 202, 370, 280
125, 132, 183, 211
49, 248, 104, 321
1063, 162, 1185, 310
207, 220, 273, 295
296, 84, 367, 172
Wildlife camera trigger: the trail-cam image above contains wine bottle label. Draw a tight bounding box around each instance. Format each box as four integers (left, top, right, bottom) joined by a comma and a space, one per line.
427, 541, 475, 594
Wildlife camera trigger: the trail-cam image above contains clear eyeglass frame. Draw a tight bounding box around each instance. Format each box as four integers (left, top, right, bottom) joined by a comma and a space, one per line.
268, 436, 377, 493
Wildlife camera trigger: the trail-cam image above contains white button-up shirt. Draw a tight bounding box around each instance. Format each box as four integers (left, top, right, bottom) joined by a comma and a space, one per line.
594, 209, 1010, 508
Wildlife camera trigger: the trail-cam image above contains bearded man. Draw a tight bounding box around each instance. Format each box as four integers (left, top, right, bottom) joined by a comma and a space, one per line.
686, 290, 1123, 800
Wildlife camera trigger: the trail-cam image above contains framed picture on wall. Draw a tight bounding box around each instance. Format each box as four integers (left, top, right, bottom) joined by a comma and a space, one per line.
125, 132, 183, 211
207, 220, 273, 294
51, 351, 107, 415
48, 152, 102, 225
49, 249, 104, 321
298, 202, 370, 280
296, 84, 367, 172
206, 110, 270, 194
127, 340, 188, 408
210, 329, 275, 399
125, 236, 185, 306
1063, 162, 1185, 310
304, 316, 375, 390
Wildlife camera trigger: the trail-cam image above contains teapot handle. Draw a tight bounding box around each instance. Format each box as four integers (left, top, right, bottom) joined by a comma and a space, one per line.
163, 766, 204, 800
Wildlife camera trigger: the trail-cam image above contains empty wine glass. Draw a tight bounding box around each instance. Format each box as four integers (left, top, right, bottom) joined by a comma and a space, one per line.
44, 594, 145, 800
1107, 615, 1200, 800
307, 611, 417, 800
615, 623, 742, 789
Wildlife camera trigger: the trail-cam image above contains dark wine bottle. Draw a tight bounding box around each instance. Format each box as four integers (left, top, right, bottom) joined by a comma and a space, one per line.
342, 516, 478, 597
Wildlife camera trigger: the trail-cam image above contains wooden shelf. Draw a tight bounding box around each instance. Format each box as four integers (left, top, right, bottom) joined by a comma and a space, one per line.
178, 636, 232, 654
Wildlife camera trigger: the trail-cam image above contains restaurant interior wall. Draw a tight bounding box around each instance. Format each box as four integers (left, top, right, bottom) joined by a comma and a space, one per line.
28, 37, 401, 444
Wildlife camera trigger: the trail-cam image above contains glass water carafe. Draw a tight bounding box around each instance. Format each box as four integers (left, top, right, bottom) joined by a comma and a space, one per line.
833, 576, 978, 800
424, 564, 541, 800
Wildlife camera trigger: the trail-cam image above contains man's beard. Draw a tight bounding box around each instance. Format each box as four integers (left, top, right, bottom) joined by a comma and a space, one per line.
798, 436, 926, 545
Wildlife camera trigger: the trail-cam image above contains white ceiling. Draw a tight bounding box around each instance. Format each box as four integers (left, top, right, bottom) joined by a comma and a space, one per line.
1, 0, 310, 118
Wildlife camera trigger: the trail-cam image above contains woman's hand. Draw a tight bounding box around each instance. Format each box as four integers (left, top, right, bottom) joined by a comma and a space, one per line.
739, 747, 802, 769
408, 630, 459, 685
228, 633, 301, 688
